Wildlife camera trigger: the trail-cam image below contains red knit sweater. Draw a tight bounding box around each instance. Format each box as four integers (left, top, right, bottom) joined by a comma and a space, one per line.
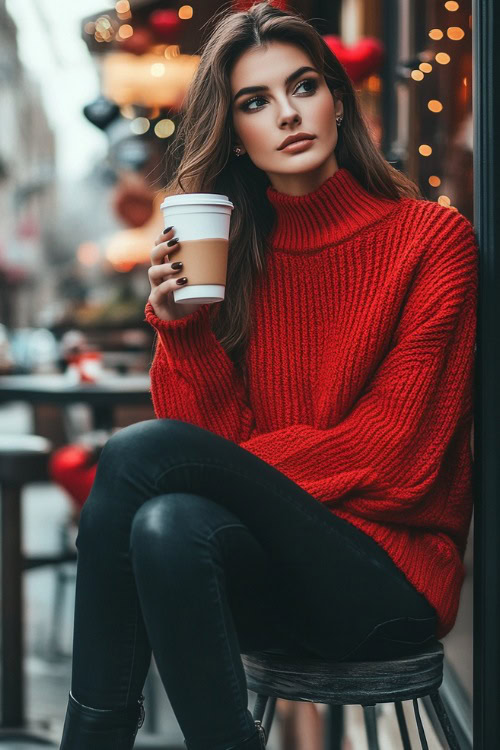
144, 167, 478, 639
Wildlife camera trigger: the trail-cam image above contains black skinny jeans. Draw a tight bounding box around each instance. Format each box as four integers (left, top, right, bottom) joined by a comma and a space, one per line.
70, 418, 437, 750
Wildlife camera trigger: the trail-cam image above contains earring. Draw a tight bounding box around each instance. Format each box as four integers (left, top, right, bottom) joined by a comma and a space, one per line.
233, 146, 244, 156
336, 116, 343, 126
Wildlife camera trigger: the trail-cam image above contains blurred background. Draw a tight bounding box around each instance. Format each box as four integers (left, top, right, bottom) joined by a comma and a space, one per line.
0, 1, 475, 748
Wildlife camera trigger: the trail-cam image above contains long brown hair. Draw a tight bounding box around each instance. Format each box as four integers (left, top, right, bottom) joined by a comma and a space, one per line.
162, 0, 424, 385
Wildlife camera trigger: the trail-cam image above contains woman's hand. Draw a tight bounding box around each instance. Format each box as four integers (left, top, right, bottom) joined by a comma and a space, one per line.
148, 227, 205, 322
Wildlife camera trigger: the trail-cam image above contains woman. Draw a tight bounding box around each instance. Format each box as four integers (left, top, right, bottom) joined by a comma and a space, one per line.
59, 2, 478, 749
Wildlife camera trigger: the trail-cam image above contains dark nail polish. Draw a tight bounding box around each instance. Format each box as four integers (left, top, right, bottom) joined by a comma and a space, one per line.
163, 225, 173, 234
176, 277, 188, 285
167, 237, 179, 247
171, 261, 183, 270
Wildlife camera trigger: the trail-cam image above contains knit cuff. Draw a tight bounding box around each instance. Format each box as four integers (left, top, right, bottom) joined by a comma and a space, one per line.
144, 300, 216, 365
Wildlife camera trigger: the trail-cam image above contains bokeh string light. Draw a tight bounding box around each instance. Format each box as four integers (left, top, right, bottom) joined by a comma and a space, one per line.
410, 1, 468, 207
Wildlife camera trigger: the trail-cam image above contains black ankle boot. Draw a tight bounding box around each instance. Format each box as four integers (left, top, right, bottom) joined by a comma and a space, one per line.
59, 690, 145, 749
183, 719, 267, 750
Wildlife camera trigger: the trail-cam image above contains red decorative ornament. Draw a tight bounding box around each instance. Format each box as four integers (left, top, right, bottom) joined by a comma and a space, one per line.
111, 183, 155, 228
323, 35, 385, 84
48, 445, 98, 511
149, 9, 182, 40
120, 26, 153, 55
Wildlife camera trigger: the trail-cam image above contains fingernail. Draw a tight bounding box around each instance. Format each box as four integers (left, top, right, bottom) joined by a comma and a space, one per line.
163, 225, 173, 234
167, 237, 179, 247
176, 277, 188, 285
171, 261, 183, 270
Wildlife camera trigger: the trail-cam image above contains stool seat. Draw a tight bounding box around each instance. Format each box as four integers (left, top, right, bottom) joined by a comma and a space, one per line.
0, 434, 52, 484
242, 639, 443, 706
243, 637, 462, 749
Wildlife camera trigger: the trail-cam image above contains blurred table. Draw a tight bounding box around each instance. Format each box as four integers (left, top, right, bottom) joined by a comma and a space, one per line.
0, 374, 152, 740
0, 373, 152, 431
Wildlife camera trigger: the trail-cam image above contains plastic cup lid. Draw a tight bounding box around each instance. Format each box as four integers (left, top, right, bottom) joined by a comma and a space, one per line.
160, 193, 234, 210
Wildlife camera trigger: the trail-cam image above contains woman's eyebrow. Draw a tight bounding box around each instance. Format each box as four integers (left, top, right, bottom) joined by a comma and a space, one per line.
233, 66, 319, 103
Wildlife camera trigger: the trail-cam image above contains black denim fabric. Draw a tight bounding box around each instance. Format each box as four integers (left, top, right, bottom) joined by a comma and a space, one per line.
70, 418, 437, 750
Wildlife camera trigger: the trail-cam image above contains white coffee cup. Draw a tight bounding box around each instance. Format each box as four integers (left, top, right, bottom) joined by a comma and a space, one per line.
160, 193, 234, 304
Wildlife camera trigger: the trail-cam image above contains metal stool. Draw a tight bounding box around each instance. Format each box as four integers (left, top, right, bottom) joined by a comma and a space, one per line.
242, 638, 461, 749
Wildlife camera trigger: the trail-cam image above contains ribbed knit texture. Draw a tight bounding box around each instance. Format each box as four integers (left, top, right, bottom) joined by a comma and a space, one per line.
145, 167, 478, 639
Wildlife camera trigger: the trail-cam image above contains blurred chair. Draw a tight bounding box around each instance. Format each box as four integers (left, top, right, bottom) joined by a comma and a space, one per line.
0, 433, 75, 743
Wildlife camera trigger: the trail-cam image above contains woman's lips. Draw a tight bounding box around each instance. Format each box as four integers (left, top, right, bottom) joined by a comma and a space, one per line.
280, 137, 316, 153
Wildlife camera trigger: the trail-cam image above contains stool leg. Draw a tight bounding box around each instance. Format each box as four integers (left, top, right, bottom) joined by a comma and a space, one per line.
394, 702, 412, 750
412, 699, 429, 750
362, 705, 380, 750
253, 694, 269, 724
429, 691, 461, 750
325, 705, 343, 750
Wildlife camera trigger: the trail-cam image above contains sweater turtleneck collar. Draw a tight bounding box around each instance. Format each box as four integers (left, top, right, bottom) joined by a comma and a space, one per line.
265, 166, 400, 252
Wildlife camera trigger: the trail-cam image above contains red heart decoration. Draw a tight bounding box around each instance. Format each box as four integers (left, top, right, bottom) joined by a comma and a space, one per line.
323, 35, 384, 84
111, 183, 155, 228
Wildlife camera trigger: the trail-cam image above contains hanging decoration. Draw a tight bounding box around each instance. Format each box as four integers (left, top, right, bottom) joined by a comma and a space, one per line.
120, 26, 154, 55
83, 96, 120, 130
149, 9, 182, 40
323, 36, 384, 84
111, 181, 155, 228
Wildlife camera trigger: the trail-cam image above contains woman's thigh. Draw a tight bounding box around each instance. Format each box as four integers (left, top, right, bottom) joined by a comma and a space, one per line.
88, 418, 437, 661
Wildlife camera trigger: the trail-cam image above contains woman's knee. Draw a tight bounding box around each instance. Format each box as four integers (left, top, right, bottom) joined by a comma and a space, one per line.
129, 493, 242, 563
98, 418, 207, 472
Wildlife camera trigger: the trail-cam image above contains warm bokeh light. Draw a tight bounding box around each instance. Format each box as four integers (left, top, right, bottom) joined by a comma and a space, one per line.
419, 63, 433, 73
428, 100, 443, 112
438, 195, 452, 206
120, 104, 135, 119
102, 51, 200, 108
164, 45, 181, 59
84, 22, 95, 34
130, 117, 150, 135
77, 242, 100, 266
463, 77, 468, 86
411, 70, 425, 81
447, 27, 465, 40
95, 16, 112, 32
154, 119, 176, 138
95, 17, 114, 43
429, 29, 444, 40
151, 63, 166, 77
429, 176, 441, 187
365, 75, 381, 92
115, 0, 130, 12
445, 1, 459, 10
435, 52, 451, 64
419, 145, 432, 156
178, 5, 193, 20
118, 25, 133, 39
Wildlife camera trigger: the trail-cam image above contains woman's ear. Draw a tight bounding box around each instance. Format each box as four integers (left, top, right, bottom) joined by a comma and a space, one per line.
333, 91, 344, 120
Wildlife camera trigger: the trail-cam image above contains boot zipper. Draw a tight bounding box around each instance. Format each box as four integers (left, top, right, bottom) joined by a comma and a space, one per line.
254, 719, 267, 746
137, 693, 145, 729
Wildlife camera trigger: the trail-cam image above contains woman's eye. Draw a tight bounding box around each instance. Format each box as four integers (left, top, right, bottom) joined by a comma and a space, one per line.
240, 78, 318, 112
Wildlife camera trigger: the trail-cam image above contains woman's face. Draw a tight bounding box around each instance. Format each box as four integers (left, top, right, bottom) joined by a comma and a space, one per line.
230, 41, 343, 196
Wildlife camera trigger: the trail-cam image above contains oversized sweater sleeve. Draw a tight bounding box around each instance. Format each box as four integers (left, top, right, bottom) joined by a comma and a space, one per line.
238, 210, 478, 520
145, 301, 255, 441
